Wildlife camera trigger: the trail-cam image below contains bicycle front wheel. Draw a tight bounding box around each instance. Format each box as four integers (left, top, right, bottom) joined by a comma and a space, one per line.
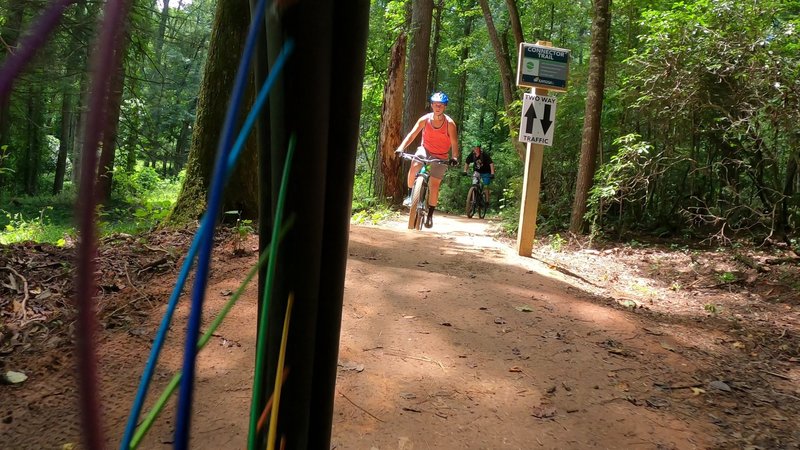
466, 186, 477, 218
408, 176, 427, 230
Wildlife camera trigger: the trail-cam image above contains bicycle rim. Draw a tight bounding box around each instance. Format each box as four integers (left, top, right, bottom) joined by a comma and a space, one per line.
478, 191, 486, 219
466, 187, 477, 218
408, 176, 426, 230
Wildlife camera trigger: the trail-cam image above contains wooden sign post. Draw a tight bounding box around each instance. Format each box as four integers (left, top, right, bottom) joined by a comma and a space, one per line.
516, 86, 547, 257
514, 40, 569, 257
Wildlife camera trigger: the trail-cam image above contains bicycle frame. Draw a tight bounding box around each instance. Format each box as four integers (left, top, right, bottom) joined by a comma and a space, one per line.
466, 171, 487, 219
399, 152, 449, 230
471, 172, 485, 199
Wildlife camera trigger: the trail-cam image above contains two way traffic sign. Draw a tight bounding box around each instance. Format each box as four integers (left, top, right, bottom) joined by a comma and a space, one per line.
518, 93, 557, 146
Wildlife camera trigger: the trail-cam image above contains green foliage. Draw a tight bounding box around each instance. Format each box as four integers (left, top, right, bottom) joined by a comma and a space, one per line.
113, 166, 162, 201
351, 206, 396, 225
0, 207, 66, 245
351, 167, 379, 213
224, 210, 254, 254
718, 271, 737, 284
586, 134, 657, 236
0, 166, 183, 244
4, 0, 798, 247
498, 179, 521, 236
617, 0, 800, 240
549, 233, 566, 252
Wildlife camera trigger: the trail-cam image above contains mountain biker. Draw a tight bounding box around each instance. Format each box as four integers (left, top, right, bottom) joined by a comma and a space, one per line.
463, 143, 495, 206
395, 91, 460, 228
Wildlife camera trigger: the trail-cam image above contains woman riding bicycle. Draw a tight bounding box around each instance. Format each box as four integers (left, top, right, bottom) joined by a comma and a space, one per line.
395, 91, 460, 228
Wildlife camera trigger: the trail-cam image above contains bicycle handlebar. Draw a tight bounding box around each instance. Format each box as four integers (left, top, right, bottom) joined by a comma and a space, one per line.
397, 152, 450, 165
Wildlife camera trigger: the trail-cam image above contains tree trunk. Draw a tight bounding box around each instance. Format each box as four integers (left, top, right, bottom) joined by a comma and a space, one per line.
504, 0, 524, 52
478, 0, 524, 159
173, 118, 191, 174
375, 33, 407, 205
426, 0, 444, 97
54, 90, 74, 194
154, 0, 169, 65
169, 0, 258, 224
72, 67, 90, 186
455, 13, 474, 132
778, 149, 798, 233
96, 13, 131, 204
569, 0, 612, 234
22, 87, 44, 195
0, 1, 26, 192
402, 0, 433, 139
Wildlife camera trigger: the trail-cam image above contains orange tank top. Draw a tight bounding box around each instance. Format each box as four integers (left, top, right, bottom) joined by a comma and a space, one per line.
421, 113, 452, 158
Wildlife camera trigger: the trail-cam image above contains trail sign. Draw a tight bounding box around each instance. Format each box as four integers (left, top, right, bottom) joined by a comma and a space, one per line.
516, 43, 570, 92
518, 93, 557, 146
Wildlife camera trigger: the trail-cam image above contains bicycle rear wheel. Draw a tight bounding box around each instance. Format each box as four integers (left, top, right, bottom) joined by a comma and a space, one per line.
408, 176, 427, 230
466, 186, 477, 218
478, 190, 487, 219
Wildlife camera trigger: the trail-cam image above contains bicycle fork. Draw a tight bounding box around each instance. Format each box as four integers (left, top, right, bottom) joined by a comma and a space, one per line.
414, 170, 430, 212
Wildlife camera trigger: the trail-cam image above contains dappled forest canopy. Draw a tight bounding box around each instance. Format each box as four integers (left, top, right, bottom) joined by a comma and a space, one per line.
0, 0, 798, 246
0, 0, 212, 199
358, 0, 800, 243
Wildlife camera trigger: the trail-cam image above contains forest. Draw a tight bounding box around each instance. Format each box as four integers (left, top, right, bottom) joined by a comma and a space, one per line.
0, 0, 797, 248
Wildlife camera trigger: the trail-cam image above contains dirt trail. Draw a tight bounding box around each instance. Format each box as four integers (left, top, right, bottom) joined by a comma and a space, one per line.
2, 213, 798, 449
332, 214, 714, 449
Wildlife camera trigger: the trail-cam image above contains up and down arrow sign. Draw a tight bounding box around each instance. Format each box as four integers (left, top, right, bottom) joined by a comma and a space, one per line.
519, 93, 558, 146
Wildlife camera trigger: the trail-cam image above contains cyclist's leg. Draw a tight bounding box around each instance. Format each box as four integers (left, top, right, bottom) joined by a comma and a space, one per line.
407, 161, 422, 190
425, 166, 445, 227
429, 176, 442, 207
481, 173, 492, 206
427, 163, 447, 207
407, 146, 428, 190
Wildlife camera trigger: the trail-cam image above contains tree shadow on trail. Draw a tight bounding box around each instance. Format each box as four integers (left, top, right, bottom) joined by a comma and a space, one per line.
344, 218, 800, 449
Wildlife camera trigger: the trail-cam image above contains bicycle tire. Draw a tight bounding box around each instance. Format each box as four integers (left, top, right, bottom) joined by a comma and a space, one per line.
408, 176, 427, 230
466, 186, 477, 218
478, 190, 487, 219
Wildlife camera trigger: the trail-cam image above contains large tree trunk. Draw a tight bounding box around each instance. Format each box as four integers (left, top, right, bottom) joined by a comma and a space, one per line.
375, 33, 407, 205
22, 88, 44, 194
96, 11, 131, 204
426, 0, 444, 97
169, 0, 258, 224
478, 0, 524, 159
402, 0, 433, 139
504, 0, 524, 51
569, 0, 612, 234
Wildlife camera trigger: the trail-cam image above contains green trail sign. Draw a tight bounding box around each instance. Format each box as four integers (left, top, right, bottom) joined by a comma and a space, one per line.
516, 43, 570, 92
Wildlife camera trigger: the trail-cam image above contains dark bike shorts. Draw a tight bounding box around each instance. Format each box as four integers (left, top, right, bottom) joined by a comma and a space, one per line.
414, 146, 448, 179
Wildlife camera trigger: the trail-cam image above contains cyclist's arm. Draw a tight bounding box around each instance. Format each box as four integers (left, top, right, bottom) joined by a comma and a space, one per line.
396, 115, 427, 153
490, 162, 495, 175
